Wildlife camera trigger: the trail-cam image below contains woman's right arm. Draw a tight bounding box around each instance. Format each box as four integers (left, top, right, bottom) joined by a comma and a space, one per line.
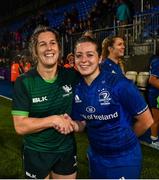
13, 115, 74, 135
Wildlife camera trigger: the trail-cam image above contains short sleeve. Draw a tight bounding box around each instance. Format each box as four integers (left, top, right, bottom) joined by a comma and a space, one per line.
150, 58, 159, 77
12, 76, 30, 116
115, 79, 148, 116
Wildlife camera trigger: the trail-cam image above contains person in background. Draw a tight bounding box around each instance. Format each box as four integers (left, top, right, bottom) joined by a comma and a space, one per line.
148, 44, 159, 148
21, 54, 31, 72
64, 52, 76, 69
68, 36, 153, 179
101, 36, 125, 75
10, 55, 21, 86
116, 0, 130, 38
11, 25, 79, 179
82, 30, 95, 38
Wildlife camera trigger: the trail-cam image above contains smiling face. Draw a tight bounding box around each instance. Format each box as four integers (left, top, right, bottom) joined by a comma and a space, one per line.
109, 37, 125, 58
36, 31, 60, 69
75, 41, 101, 83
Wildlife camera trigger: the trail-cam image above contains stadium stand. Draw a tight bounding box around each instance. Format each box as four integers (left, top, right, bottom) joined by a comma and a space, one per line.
0, 0, 158, 81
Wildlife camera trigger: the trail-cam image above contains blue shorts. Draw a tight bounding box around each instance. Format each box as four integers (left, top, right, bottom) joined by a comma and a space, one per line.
87, 143, 142, 179
148, 93, 158, 108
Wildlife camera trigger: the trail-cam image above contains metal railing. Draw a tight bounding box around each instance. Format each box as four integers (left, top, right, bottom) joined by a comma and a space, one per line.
61, 11, 159, 58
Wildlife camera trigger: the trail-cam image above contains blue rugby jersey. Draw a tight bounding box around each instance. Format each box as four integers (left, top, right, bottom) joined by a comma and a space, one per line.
148, 56, 159, 97
72, 70, 148, 157
100, 58, 123, 75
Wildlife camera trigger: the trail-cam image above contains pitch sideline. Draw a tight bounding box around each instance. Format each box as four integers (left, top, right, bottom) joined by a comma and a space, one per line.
0, 95, 12, 101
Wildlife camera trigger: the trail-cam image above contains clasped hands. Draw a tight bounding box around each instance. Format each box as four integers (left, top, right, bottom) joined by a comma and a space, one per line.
53, 114, 78, 134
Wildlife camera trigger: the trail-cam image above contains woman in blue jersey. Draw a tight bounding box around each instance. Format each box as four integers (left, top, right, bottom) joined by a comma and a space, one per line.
11, 26, 78, 179
148, 44, 159, 147
101, 36, 125, 75
69, 36, 153, 179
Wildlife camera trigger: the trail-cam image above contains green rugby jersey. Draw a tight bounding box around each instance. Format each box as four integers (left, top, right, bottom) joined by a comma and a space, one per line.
12, 66, 80, 152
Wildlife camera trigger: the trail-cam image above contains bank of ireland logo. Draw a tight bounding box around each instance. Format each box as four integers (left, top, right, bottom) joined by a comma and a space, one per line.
86, 106, 96, 113
99, 90, 111, 105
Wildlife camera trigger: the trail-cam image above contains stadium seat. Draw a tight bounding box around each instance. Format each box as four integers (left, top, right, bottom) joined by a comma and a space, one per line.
125, 71, 138, 83
136, 71, 150, 90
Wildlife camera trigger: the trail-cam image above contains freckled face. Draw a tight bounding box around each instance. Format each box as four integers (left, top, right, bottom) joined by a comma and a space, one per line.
75, 42, 100, 79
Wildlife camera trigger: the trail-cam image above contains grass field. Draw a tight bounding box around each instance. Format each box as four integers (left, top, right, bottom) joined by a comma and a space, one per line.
0, 96, 159, 178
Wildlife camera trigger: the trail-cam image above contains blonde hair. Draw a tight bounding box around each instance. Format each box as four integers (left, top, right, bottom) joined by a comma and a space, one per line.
66, 52, 74, 60
102, 36, 125, 74
118, 58, 125, 74
101, 36, 123, 60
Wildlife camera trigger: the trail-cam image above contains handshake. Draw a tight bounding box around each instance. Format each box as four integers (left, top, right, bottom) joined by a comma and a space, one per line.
52, 113, 79, 134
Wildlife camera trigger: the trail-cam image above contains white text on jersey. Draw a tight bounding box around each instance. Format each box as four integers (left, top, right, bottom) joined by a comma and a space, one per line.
32, 96, 48, 103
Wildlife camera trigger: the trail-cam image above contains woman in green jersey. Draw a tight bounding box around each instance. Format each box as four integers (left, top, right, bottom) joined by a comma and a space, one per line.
11, 26, 79, 179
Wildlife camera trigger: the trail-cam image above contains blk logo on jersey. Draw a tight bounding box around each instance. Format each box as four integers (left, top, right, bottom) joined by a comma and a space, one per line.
32, 96, 48, 103
99, 90, 111, 105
